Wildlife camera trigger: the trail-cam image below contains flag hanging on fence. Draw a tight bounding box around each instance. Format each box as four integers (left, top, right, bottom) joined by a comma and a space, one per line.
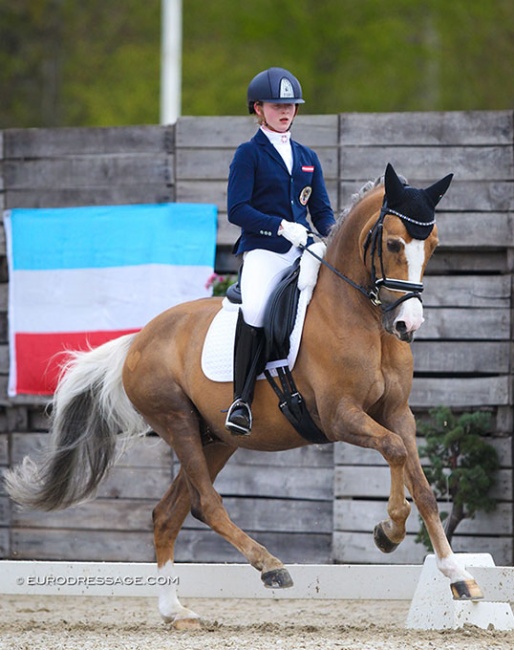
4, 203, 217, 396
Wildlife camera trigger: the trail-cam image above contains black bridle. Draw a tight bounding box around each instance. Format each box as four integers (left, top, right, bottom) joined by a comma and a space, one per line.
305, 206, 426, 314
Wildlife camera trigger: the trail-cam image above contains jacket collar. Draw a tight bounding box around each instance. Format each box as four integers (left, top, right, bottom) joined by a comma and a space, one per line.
253, 128, 296, 173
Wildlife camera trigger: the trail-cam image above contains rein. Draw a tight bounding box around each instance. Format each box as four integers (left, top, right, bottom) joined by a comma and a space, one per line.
305, 207, 425, 313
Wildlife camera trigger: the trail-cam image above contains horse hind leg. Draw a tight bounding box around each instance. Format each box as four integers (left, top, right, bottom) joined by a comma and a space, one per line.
153, 441, 236, 628
153, 470, 198, 628
150, 403, 293, 597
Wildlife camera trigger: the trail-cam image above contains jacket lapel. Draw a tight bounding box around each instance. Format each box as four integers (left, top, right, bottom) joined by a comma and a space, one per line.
254, 129, 291, 174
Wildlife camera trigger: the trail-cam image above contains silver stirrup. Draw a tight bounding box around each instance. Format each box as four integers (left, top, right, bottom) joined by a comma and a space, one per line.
225, 400, 253, 435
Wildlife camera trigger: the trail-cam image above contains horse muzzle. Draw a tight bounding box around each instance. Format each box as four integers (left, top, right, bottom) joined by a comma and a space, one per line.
382, 294, 424, 342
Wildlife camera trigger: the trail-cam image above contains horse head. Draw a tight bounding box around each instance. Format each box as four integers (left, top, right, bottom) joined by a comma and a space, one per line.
329, 163, 452, 343
367, 163, 452, 341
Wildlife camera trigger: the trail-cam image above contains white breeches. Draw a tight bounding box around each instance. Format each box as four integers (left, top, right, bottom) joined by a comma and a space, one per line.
240, 247, 302, 327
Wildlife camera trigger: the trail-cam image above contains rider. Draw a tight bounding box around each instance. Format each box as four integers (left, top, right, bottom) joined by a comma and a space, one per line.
225, 67, 336, 435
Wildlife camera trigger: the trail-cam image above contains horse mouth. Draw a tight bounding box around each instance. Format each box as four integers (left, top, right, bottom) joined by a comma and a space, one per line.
383, 317, 414, 343
398, 330, 414, 343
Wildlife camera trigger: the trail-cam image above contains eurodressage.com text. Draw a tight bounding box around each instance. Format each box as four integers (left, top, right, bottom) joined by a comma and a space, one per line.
17, 575, 179, 587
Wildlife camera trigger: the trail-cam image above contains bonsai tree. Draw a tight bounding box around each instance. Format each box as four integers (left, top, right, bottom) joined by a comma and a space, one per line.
416, 406, 499, 551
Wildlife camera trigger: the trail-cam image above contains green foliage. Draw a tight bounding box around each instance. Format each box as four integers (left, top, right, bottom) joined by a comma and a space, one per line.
416, 406, 499, 551
1, 0, 513, 127
0, 0, 160, 128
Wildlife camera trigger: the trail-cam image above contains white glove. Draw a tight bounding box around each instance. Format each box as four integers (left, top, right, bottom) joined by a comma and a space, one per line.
278, 220, 308, 248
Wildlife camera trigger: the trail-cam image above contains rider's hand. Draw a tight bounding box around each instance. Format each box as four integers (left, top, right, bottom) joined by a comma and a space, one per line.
278, 220, 308, 248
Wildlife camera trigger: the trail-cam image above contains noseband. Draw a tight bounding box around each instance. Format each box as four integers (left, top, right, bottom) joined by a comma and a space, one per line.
362, 205, 424, 312
306, 206, 428, 314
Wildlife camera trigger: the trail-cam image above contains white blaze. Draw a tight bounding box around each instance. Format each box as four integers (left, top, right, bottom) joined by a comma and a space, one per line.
394, 239, 426, 333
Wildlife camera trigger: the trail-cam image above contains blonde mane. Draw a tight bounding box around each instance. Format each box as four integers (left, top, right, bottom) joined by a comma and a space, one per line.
328, 171, 409, 242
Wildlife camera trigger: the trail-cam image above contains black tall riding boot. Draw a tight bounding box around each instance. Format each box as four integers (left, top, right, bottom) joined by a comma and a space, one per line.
225, 311, 265, 436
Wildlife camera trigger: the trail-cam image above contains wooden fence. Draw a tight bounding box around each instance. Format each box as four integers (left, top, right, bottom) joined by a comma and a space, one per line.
0, 110, 512, 566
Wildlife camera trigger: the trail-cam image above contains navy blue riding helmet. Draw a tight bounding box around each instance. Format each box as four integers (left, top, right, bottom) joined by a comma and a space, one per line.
247, 67, 305, 114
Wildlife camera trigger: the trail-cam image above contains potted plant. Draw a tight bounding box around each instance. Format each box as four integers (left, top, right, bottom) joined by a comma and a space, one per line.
416, 406, 499, 551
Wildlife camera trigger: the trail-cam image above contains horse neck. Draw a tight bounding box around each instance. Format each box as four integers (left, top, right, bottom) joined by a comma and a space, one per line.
324, 188, 383, 291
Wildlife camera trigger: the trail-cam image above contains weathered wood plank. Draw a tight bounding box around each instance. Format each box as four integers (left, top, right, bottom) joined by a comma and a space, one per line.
176, 147, 338, 181
10, 432, 173, 468
332, 531, 512, 566
412, 341, 510, 374
174, 530, 332, 564
13, 496, 332, 534
213, 464, 333, 501
430, 251, 509, 275
410, 376, 511, 408
4, 154, 174, 189
340, 111, 513, 146
334, 436, 512, 468
422, 275, 511, 308
0, 495, 11, 526
436, 212, 514, 248
334, 499, 512, 536
11, 498, 154, 531
0, 433, 7, 464
340, 179, 514, 212
96, 467, 172, 501
5, 185, 175, 210
233, 445, 333, 468
340, 146, 513, 182
183, 497, 332, 534
3, 125, 173, 158
176, 115, 339, 148
10, 527, 331, 563
334, 466, 511, 501
10, 528, 156, 562
0, 528, 9, 557
0, 344, 9, 374
416, 307, 510, 340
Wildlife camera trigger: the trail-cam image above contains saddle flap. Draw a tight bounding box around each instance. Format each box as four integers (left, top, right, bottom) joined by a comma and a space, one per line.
262, 258, 301, 362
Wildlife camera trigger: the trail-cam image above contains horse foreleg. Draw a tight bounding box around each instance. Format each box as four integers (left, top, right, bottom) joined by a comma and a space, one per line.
153, 441, 237, 627
403, 450, 483, 600
334, 407, 411, 551
372, 441, 411, 553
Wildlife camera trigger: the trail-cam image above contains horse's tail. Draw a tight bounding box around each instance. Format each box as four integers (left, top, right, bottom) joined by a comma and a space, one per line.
4, 333, 149, 511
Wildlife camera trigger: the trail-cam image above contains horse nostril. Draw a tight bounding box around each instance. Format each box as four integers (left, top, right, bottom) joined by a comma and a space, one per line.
396, 321, 407, 334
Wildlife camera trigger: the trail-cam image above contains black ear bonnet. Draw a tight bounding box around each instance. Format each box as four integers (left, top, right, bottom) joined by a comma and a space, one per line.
382, 163, 453, 240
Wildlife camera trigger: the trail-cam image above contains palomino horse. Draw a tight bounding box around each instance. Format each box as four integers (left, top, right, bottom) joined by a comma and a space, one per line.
5, 164, 483, 627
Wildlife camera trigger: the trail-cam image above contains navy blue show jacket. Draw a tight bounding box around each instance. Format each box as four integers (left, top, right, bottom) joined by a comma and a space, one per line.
228, 129, 335, 255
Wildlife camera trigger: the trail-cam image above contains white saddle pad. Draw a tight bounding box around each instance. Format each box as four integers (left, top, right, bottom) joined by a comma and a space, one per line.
201, 242, 325, 382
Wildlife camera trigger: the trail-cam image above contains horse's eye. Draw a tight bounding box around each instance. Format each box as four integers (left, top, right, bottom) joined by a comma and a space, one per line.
386, 239, 402, 254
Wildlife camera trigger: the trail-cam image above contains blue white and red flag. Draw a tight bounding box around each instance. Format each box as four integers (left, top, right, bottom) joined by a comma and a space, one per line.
4, 203, 217, 396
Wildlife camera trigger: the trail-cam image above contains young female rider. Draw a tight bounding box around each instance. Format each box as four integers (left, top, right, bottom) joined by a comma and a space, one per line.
225, 67, 336, 435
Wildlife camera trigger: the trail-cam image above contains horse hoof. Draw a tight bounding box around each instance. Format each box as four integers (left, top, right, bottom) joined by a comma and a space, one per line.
172, 617, 202, 630
373, 523, 400, 554
450, 579, 483, 600
262, 567, 294, 589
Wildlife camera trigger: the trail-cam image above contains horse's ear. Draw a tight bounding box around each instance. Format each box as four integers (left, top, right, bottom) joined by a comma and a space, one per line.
384, 163, 405, 204
424, 173, 454, 207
